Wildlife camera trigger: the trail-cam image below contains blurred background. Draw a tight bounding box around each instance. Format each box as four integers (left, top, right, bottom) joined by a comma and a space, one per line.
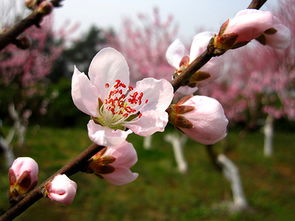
0, 0, 294, 220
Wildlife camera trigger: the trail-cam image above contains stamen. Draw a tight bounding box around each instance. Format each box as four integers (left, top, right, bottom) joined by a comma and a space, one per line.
97, 79, 147, 129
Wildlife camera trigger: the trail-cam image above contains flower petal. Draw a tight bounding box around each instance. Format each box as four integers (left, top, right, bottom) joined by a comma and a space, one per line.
180, 96, 228, 145
104, 141, 138, 168
265, 24, 291, 49
71, 66, 98, 116
190, 32, 214, 61
47, 174, 77, 205
126, 110, 169, 136
87, 120, 132, 146
102, 167, 138, 185
225, 9, 273, 43
88, 47, 130, 99
166, 39, 186, 69
133, 78, 174, 112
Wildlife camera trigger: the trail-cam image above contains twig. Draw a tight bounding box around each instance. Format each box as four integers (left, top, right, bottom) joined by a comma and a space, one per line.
247, 0, 267, 9
0, 0, 64, 51
0, 143, 102, 221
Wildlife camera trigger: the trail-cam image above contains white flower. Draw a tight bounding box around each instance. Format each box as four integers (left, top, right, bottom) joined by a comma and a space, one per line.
166, 32, 223, 87
72, 47, 174, 146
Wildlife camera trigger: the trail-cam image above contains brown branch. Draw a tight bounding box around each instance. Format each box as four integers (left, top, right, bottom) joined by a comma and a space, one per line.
247, 0, 267, 9
0, 143, 103, 221
171, 0, 268, 92
0, 0, 64, 51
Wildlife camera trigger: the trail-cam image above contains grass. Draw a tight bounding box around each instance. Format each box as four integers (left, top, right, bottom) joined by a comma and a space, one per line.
0, 126, 294, 221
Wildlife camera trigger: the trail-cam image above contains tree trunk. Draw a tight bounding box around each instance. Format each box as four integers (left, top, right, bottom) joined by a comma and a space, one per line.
263, 115, 274, 157
217, 154, 248, 212
143, 135, 152, 150
8, 103, 27, 146
165, 133, 188, 173
0, 136, 15, 167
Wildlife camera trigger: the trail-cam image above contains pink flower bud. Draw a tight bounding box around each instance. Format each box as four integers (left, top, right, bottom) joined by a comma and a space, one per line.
88, 141, 138, 185
168, 96, 228, 145
46, 174, 77, 205
9, 157, 38, 201
215, 9, 291, 50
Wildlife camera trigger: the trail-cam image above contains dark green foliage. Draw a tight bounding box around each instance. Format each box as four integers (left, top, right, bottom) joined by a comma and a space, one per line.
50, 26, 108, 82
39, 78, 89, 127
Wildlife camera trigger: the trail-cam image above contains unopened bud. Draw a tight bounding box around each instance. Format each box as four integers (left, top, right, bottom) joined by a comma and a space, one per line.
45, 174, 77, 205
13, 36, 31, 49
168, 95, 229, 145
9, 157, 39, 203
167, 102, 195, 129
37, 1, 53, 15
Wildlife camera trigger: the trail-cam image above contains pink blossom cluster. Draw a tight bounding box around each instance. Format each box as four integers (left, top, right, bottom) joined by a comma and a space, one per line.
108, 8, 176, 84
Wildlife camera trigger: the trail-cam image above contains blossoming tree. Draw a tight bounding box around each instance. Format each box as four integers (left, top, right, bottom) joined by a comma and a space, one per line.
0, 14, 63, 166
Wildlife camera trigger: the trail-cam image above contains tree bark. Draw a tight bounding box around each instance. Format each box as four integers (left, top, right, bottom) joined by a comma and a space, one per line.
165, 133, 188, 173
143, 135, 152, 150
217, 154, 248, 212
263, 115, 274, 157
0, 137, 15, 167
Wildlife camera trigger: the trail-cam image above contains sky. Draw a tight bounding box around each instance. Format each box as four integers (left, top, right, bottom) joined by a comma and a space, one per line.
54, 0, 277, 41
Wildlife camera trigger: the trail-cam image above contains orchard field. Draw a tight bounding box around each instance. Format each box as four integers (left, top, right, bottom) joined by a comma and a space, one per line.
0, 126, 294, 221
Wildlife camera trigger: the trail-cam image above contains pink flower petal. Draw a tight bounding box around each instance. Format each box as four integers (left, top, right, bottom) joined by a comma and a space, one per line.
165, 39, 186, 69
71, 66, 98, 116
189, 32, 213, 61
189, 32, 224, 85
265, 24, 291, 49
87, 120, 132, 146
88, 47, 130, 100
126, 110, 168, 136
225, 9, 273, 43
104, 141, 137, 168
47, 174, 77, 205
133, 78, 174, 112
180, 96, 228, 145
10, 157, 39, 184
102, 167, 138, 186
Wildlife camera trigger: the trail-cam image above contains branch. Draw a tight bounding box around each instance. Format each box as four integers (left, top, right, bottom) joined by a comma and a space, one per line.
247, 0, 267, 9
0, 143, 103, 221
171, 0, 268, 91
0, 0, 64, 51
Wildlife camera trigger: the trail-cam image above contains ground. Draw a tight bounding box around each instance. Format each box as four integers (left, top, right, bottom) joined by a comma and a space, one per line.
0, 126, 294, 221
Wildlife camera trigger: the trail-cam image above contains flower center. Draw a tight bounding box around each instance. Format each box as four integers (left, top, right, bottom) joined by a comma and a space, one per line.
93, 80, 148, 130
